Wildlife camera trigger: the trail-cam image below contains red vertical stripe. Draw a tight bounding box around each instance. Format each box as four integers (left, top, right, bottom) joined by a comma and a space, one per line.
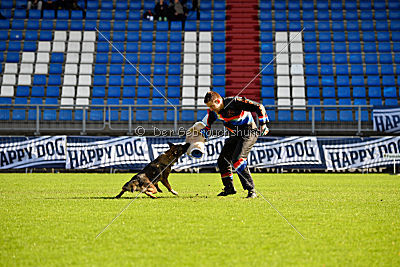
225, 0, 261, 102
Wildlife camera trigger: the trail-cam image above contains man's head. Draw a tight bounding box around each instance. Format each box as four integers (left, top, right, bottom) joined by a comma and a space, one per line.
204, 91, 223, 113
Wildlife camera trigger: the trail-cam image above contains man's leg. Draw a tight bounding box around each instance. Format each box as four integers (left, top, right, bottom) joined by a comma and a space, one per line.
216, 137, 238, 196
231, 133, 258, 197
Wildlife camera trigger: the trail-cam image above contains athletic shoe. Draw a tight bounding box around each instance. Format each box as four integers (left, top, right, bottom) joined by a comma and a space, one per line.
246, 189, 257, 198
217, 187, 237, 196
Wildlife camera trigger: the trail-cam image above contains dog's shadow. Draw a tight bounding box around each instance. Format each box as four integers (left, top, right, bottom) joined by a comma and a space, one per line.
45, 195, 209, 200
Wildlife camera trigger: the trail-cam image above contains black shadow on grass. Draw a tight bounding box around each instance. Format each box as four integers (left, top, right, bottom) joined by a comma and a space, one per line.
44, 195, 210, 200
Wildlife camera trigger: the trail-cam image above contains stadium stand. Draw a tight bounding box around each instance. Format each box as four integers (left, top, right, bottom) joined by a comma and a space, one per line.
0, 0, 398, 136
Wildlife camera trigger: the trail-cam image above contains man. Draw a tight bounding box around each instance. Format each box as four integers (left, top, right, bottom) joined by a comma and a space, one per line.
200, 91, 269, 198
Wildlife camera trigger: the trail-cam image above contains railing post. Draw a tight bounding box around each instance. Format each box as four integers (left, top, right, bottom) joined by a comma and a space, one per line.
311, 106, 315, 135
81, 106, 87, 135
174, 106, 178, 135
34, 105, 40, 136
357, 105, 361, 135
128, 105, 132, 135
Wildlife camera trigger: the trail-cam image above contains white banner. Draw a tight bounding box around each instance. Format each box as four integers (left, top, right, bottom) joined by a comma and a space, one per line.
249, 136, 322, 167
373, 107, 400, 133
323, 136, 400, 170
66, 137, 150, 169
151, 137, 227, 170
0, 136, 67, 169
151, 136, 322, 170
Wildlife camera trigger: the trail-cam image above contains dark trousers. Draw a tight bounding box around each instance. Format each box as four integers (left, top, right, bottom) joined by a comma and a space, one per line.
217, 132, 258, 190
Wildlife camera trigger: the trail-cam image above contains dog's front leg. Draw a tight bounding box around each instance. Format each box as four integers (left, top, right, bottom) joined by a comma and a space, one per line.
161, 178, 178, 196
154, 182, 163, 193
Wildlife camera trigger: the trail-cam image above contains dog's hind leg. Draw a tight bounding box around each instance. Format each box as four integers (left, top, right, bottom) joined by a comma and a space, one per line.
144, 185, 158, 199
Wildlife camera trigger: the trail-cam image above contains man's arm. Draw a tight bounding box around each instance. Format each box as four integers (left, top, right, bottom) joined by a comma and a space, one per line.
199, 109, 217, 138
234, 97, 269, 125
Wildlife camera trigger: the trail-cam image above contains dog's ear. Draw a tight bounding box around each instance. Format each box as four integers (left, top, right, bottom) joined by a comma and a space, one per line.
167, 142, 174, 148
183, 143, 190, 152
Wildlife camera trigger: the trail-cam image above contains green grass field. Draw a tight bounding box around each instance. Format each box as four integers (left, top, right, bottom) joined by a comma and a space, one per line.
0, 173, 399, 266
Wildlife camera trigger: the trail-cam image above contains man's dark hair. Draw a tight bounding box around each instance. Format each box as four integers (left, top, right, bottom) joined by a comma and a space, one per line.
204, 91, 221, 104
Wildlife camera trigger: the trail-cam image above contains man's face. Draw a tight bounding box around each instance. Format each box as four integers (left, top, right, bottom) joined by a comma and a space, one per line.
206, 98, 224, 113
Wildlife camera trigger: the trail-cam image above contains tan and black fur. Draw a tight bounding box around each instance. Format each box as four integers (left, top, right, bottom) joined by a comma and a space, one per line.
115, 142, 190, 199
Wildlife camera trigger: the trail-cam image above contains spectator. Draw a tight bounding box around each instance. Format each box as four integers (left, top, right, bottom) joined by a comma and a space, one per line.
168, 0, 187, 22
154, 0, 168, 21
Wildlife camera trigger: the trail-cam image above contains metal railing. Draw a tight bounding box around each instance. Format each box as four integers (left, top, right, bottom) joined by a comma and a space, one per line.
0, 104, 374, 135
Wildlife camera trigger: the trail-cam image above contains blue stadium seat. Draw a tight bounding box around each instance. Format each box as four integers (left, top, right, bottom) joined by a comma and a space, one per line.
275, 11, 286, 21
71, 10, 83, 19
168, 65, 180, 75
106, 98, 119, 121
90, 98, 105, 121
213, 76, 225, 86
364, 42, 377, 52
213, 32, 225, 42
259, 1, 271, 10
288, 11, 300, 20
336, 75, 350, 87
261, 76, 274, 86
322, 87, 335, 98
377, 32, 390, 41
127, 21, 140, 31
124, 76, 136, 86
331, 21, 345, 31
381, 65, 394, 75
168, 76, 180, 86
170, 21, 182, 31
214, 11, 225, 21
155, 43, 168, 53
125, 53, 138, 63
167, 87, 180, 98
86, 10, 98, 19
365, 54, 378, 64
51, 53, 64, 63
109, 76, 122, 86
140, 42, 153, 52
185, 21, 197, 31
338, 98, 353, 122
351, 65, 364, 76
114, 21, 126, 31
28, 98, 43, 121
137, 87, 150, 97
368, 87, 381, 98
348, 43, 361, 52
304, 32, 316, 42
55, 20, 69, 30
320, 54, 333, 64
154, 54, 167, 64
126, 43, 138, 53
141, 32, 153, 42
385, 98, 399, 106
367, 76, 381, 87
70, 21, 83, 30
199, 21, 212, 31
354, 98, 368, 121
361, 21, 374, 32
84, 21, 96, 30
331, 11, 343, 21
349, 54, 362, 64
303, 21, 316, 31
261, 87, 274, 98
120, 98, 134, 121
12, 97, 27, 121
378, 43, 392, 53
366, 65, 379, 75
333, 32, 346, 42
156, 21, 169, 31
92, 87, 105, 98
154, 65, 166, 75
114, 11, 127, 20
108, 87, 120, 98
169, 43, 181, 53
260, 22, 272, 31
318, 22, 330, 31
43, 98, 58, 121
213, 54, 225, 64
319, 32, 331, 42
323, 99, 337, 121
307, 87, 319, 98
275, 22, 287, 31
151, 98, 165, 121
12, 20, 24, 30
200, 11, 212, 20
353, 87, 366, 98
213, 87, 225, 97
58, 10, 69, 19
337, 87, 350, 98
136, 98, 149, 121
31, 86, 45, 97
128, 11, 141, 20
87, 1, 99, 9
303, 10, 314, 20
306, 76, 319, 86
59, 110, 72, 121
142, 21, 154, 31
277, 110, 291, 121
153, 76, 166, 86
169, 54, 181, 64
260, 32, 273, 42
262, 98, 275, 121
380, 54, 393, 64
370, 98, 382, 107
181, 110, 195, 121
152, 87, 166, 98
382, 76, 396, 87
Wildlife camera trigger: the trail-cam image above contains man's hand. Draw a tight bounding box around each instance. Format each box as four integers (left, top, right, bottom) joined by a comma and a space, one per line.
259, 124, 268, 136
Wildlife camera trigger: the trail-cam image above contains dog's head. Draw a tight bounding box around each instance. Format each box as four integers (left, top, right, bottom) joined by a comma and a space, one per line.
164, 142, 190, 160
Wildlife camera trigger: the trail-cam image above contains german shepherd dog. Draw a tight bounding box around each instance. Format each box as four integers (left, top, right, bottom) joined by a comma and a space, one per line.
115, 142, 190, 199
